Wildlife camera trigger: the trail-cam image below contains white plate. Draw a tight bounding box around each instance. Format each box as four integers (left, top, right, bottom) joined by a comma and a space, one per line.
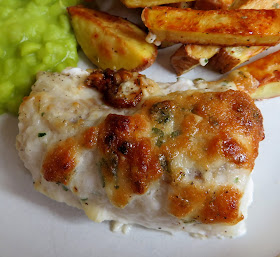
1, 2, 280, 257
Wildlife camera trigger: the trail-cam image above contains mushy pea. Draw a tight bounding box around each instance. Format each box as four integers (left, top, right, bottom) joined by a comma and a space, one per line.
0, 0, 81, 115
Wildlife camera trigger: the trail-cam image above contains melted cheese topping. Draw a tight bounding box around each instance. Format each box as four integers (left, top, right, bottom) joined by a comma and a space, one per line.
17, 68, 264, 237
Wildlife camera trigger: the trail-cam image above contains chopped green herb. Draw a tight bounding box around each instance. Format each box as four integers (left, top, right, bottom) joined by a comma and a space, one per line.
155, 139, 163, 147
183, 219, 196, 224
152, 128, 165, 147
204, 58, 208, 64
152, 127, 164, 137
41, 112, 45, 117
171, 130, 181, 138
98, 159, 106, 188
221, 80, 229, 86
81, 198, 88, 201
150, 101, 174, 124
193, 78, 204, 82
209, 116, 219, 126
159, 154, 171, 173
234, 177, 239, 183
62, 185, 69, 191
38, 132, 46, 137
273, 2, 279, 8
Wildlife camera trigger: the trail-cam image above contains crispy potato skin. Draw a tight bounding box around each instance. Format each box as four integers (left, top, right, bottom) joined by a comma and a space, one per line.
68, 6, 157, 72
170, 45, 200, 75
171, 44, 219, 75
142, 7, 280, 46
209, 46, 268, 73
121, 0, 194, 8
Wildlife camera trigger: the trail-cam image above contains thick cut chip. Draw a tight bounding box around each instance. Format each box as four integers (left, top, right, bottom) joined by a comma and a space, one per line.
142, 7, 280, 46
68, 6, 157, 71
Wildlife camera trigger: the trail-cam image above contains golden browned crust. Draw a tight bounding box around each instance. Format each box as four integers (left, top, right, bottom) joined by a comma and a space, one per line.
142, 90, 264, 171
41, 86, 264, 223
42, 138, 80, 185
169, 185, 243, 224
97, 114, 163, 207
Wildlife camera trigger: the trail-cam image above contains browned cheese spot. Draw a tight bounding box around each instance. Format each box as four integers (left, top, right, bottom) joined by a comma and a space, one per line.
169, 185, 243, 224
97, 113, 163, 207
42, 137, 79, 185
85, 69, 144, 108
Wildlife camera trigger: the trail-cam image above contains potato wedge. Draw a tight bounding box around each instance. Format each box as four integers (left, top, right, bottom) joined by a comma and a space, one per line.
68, 6, 157, 71
195, 0, 235, 10
142, 7, 280, 46
209, 46, 268, 73
170, 45, 219, 75
225, 50, 280, 99
121, 0, 194, 8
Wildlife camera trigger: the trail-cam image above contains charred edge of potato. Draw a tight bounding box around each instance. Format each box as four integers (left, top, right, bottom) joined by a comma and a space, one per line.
170, 45, 200, 75
85, 69, 145, 108
195, 0, 235, 10
170, 44, 220, 75
209, 46, 268, 74
209, 48, 241, 73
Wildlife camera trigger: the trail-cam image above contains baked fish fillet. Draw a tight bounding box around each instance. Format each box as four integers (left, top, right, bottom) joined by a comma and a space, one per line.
16, 68, 264, 238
